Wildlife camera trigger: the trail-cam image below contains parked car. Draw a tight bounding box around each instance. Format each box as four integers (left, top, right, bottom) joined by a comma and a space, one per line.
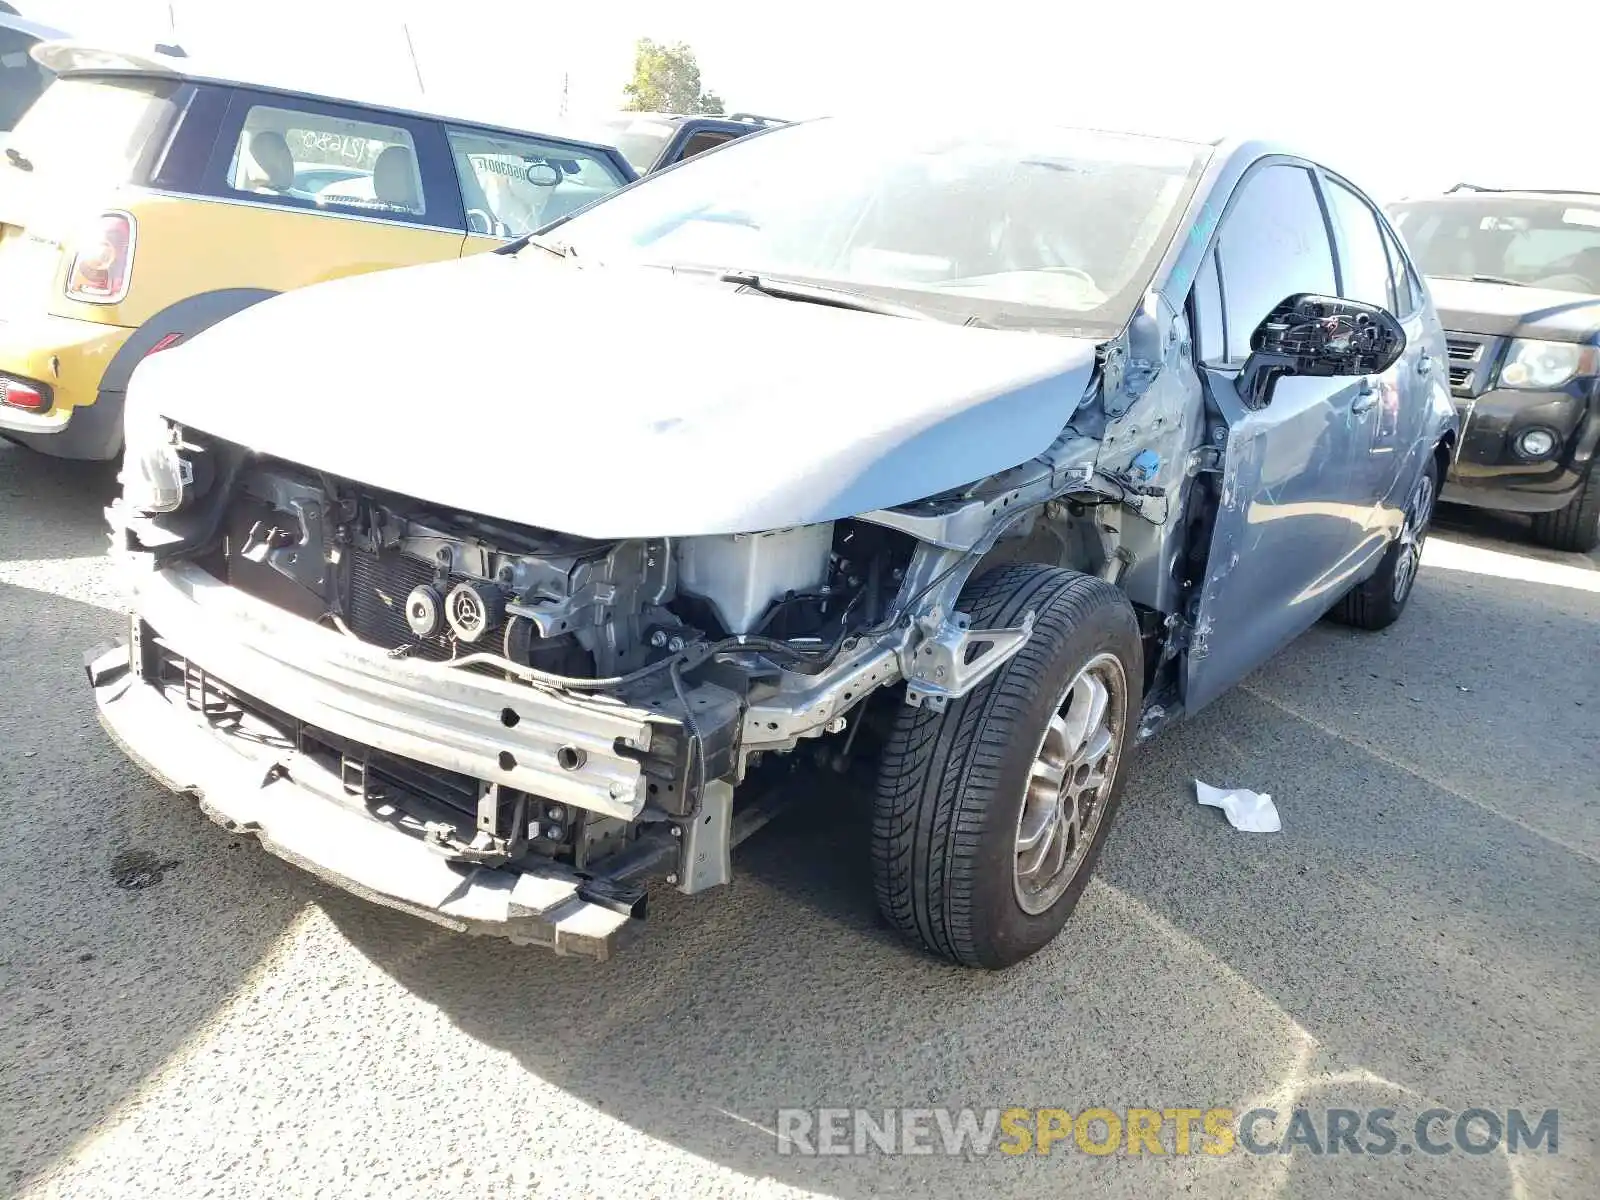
91, 119, 1456, 968
1388, 185, 1600, 551
593, 111, 786, 175
0, 8, 64, 142
0, 41, 637, 461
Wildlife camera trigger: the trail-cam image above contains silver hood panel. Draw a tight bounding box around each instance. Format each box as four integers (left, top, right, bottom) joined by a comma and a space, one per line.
129, 254, 1100, 537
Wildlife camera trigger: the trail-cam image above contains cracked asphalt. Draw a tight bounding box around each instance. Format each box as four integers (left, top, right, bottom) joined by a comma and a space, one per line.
0, 441, 1595, 1200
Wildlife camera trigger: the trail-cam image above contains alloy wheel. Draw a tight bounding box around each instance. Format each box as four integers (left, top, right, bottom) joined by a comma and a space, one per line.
1392, 471, 1436, 604
1014, 653, 1127, 915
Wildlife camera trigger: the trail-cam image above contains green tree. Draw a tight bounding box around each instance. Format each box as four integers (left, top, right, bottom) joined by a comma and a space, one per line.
622, 39, 726, 115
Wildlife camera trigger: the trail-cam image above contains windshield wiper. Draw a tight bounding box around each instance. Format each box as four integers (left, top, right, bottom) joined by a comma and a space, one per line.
497, 233, 577, 259
720, 271, 940, 321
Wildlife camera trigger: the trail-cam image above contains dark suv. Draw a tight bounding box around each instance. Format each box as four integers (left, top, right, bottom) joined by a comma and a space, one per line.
1389, 186, 1600, 552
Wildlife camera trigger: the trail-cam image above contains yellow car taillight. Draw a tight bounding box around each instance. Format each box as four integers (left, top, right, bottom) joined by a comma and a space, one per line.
65, 212, 136, 304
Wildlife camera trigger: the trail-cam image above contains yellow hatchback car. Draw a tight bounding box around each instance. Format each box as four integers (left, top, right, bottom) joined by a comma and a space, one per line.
0, 41, 640, 459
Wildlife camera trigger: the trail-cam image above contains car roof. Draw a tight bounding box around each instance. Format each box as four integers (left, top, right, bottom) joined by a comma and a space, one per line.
30, 39, 627, 161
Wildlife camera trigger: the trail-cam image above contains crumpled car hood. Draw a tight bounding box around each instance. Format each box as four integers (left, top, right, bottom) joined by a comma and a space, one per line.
130, 253, 1100, 537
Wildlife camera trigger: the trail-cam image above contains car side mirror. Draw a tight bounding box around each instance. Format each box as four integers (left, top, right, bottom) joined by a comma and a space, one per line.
1238, 294, 1406, 409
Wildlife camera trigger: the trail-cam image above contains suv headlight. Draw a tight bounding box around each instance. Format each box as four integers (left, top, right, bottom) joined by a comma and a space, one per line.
1499, 339, 1598, 390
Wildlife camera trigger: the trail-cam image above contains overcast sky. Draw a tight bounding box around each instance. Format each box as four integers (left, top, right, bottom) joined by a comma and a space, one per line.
23, 0, 1599, 201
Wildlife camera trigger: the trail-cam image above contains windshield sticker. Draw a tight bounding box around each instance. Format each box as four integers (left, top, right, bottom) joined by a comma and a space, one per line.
1561, 208, 1600, 229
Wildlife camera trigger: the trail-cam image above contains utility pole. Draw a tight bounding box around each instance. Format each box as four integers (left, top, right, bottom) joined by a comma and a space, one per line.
559, 72, 570, 118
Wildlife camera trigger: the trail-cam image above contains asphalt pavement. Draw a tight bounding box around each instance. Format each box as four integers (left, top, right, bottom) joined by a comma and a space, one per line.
1, 441, 1595, 1200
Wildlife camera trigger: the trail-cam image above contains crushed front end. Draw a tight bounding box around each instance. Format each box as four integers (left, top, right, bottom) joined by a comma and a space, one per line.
96, 415, 1093, 957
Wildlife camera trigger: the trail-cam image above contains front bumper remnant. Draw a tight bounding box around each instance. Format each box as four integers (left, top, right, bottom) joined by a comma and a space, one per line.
90, 644, 640, 957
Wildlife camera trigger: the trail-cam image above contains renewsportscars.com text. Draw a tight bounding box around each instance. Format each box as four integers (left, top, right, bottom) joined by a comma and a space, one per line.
775, 1106, 1559, 1157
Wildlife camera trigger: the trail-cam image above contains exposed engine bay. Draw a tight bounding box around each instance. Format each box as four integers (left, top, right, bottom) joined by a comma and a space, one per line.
109, 412, 1177, 928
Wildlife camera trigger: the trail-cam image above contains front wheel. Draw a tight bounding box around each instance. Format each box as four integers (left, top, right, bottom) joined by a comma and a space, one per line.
1529, 462, 1600, 554
871, 565, 1143, 969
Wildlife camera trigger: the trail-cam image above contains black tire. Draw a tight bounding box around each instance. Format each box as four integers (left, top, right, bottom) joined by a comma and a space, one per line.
1530, 463, 1600, 554
871, 564, 1143, 969
1330, 456, 1439, 631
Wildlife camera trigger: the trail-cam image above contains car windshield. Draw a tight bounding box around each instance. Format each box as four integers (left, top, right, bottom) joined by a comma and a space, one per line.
1390, 196, 1600, 295
544, 117, 1211, 337
595, 115, 677, 174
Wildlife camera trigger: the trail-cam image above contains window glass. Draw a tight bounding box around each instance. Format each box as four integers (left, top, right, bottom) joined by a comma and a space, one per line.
0, 28, 51, 131
447, 127, 627, 237
6, 75, 174, 184
1216, 165, 1336, 363
1192, 247, 1225, 363
1324, 178, 1391, 307
594, 115, 676, 174
1389, 198, 1600, 295
1380, 221, 1420, 317
225, 103, 426, 217
677, 130, 734, 162
552, 118, 1210, 338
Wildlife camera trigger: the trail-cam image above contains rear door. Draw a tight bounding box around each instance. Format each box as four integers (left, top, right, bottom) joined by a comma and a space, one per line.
1378, 214, 1442, 491
447, 126, 631, 253
1183, 161, 1381, 713
1320, 174, 1414, 529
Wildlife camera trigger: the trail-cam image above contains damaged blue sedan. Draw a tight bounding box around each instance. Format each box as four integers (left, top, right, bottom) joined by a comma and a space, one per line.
91, 119, 1457, 968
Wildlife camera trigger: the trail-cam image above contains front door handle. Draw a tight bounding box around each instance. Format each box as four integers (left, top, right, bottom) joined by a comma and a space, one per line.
1351, 381, 1379, 415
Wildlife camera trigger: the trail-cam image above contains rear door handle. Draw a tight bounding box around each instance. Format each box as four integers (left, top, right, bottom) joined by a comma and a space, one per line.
1351, 380, 1379, 415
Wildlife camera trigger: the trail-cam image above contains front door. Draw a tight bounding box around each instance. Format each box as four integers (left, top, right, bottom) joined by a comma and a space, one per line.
1183, 161, 1378, 713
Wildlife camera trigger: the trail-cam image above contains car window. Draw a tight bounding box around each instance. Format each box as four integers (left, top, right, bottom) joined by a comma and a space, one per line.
224, 102, 427, 218
1192, 246, 1225, 364
1323, 178, 1392, 309
595, 115, 677, 174
1379, 220, 1421, 318
1215, 164, 1337, 365
447, 127, 628, 237
0, 27, 51, 131
676, 130, 735, 162
5, 74, 176, 184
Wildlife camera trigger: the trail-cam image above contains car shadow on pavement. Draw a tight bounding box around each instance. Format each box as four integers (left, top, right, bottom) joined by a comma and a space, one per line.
1433, 500, 1599, 570
0, 448, 120, 562
316, 541, 1598, 1199
0, 582, 314, 1196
